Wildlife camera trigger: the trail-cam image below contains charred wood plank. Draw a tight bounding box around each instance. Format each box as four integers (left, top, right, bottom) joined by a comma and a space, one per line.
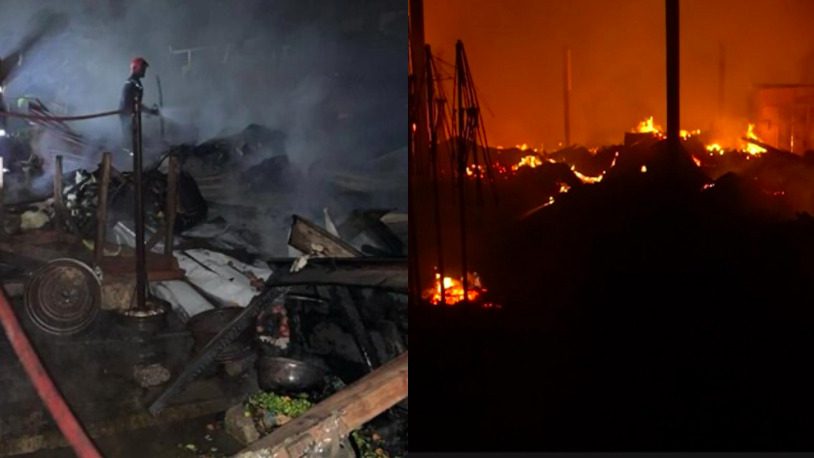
338, 209, 404, 256
148, 286, 288, 415
331, 286, 380, 372
288, 214, 361, 257
235, 352, 407, 458
94, 152, 112, 266
265, 258, 407, 294
164, 154, 179, 255
145, 226, 165, 251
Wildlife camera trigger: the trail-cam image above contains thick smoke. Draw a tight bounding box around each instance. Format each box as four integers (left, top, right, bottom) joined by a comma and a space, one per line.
426, 0, 814, 148
0, 0, 406, 255
0, 0, 406, 172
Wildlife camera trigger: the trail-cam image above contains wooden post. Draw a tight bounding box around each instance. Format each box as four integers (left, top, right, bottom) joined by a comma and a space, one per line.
133, 92, 147, 310
666, 0, 680, 149
235, 352, 408, 458
94, 152, 112, 266
333, 287, 380, 372
408, 0, 427, 307
455, 40, 470, 302
164, 155, 178, 255
53, 155, 64, 230
426, 44, 446, 303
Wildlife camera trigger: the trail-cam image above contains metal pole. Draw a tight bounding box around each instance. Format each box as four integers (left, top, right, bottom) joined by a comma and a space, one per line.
666, 0, 680, 149
563, 47, 572, 146
0, 157, 4, 232
426, 45, 446, 304
408, 0, 427, 305
94, 152, 111, 266
164, 154, 178, 255
53, 155, 64, 230
132, 92, 146, 310
455, 40, 470, 303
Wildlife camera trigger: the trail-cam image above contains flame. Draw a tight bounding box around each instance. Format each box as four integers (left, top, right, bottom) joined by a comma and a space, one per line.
692, 155, 702, 167
679, 128, 701, 139
640, 165, 647, 173
423, 272, 485, 306
635, 116, 703, 140
516, 143, 529, 151
559, 183, 571, 193
512, 155, 543, 171
636, 116, 663, 135
743, 123, 767, 155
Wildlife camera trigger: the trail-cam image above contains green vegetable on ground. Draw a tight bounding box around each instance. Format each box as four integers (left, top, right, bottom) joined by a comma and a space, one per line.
247, 391, 313, 419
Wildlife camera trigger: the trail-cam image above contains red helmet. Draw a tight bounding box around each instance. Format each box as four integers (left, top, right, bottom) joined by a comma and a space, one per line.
130, 57, 149, 73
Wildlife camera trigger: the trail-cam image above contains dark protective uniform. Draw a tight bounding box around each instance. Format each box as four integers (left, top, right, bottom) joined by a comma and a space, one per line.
119, 75, 144, 147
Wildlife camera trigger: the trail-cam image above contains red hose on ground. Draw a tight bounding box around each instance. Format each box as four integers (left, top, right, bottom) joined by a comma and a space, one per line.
0, 291, 103, 458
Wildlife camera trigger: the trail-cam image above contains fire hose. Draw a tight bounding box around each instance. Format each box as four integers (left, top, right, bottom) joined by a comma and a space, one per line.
0, 108, 123, 122
0, 290, 102, 458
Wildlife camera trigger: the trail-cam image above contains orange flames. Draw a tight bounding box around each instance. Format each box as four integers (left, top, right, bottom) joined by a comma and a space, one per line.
423, 272, 486, 306
512, 154, 543, 171
472, 118, 772, 184
631, 116, 770, 157
634, 116, 700, 140
743, 123, 767, 155
636, 116, 663, 136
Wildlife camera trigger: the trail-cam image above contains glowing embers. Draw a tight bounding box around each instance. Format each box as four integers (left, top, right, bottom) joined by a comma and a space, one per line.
511, 154, 543, 171
571, 165, 604, 184
706, 143, 724, 155
423, 272, 486, 306
465, 164, 487, 178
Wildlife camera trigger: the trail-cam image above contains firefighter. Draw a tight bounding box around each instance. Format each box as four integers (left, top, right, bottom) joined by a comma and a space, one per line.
119, 57, 159, 148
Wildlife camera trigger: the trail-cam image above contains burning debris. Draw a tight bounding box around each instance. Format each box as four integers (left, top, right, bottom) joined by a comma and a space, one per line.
422, 271, 485, 306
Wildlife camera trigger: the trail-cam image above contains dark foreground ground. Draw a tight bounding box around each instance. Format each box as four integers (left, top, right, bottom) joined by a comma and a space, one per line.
411, 142, 814, 451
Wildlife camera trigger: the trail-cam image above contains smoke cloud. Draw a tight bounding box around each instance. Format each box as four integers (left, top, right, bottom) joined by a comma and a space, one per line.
0, 0, 406, 170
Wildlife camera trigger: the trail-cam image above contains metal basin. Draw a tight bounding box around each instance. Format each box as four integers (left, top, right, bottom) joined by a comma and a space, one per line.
257, 356, 326, 392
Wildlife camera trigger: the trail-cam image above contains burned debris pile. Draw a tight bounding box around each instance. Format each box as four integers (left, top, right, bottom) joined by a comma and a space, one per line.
0, 122, 408, 457
414, 136, 814, 450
